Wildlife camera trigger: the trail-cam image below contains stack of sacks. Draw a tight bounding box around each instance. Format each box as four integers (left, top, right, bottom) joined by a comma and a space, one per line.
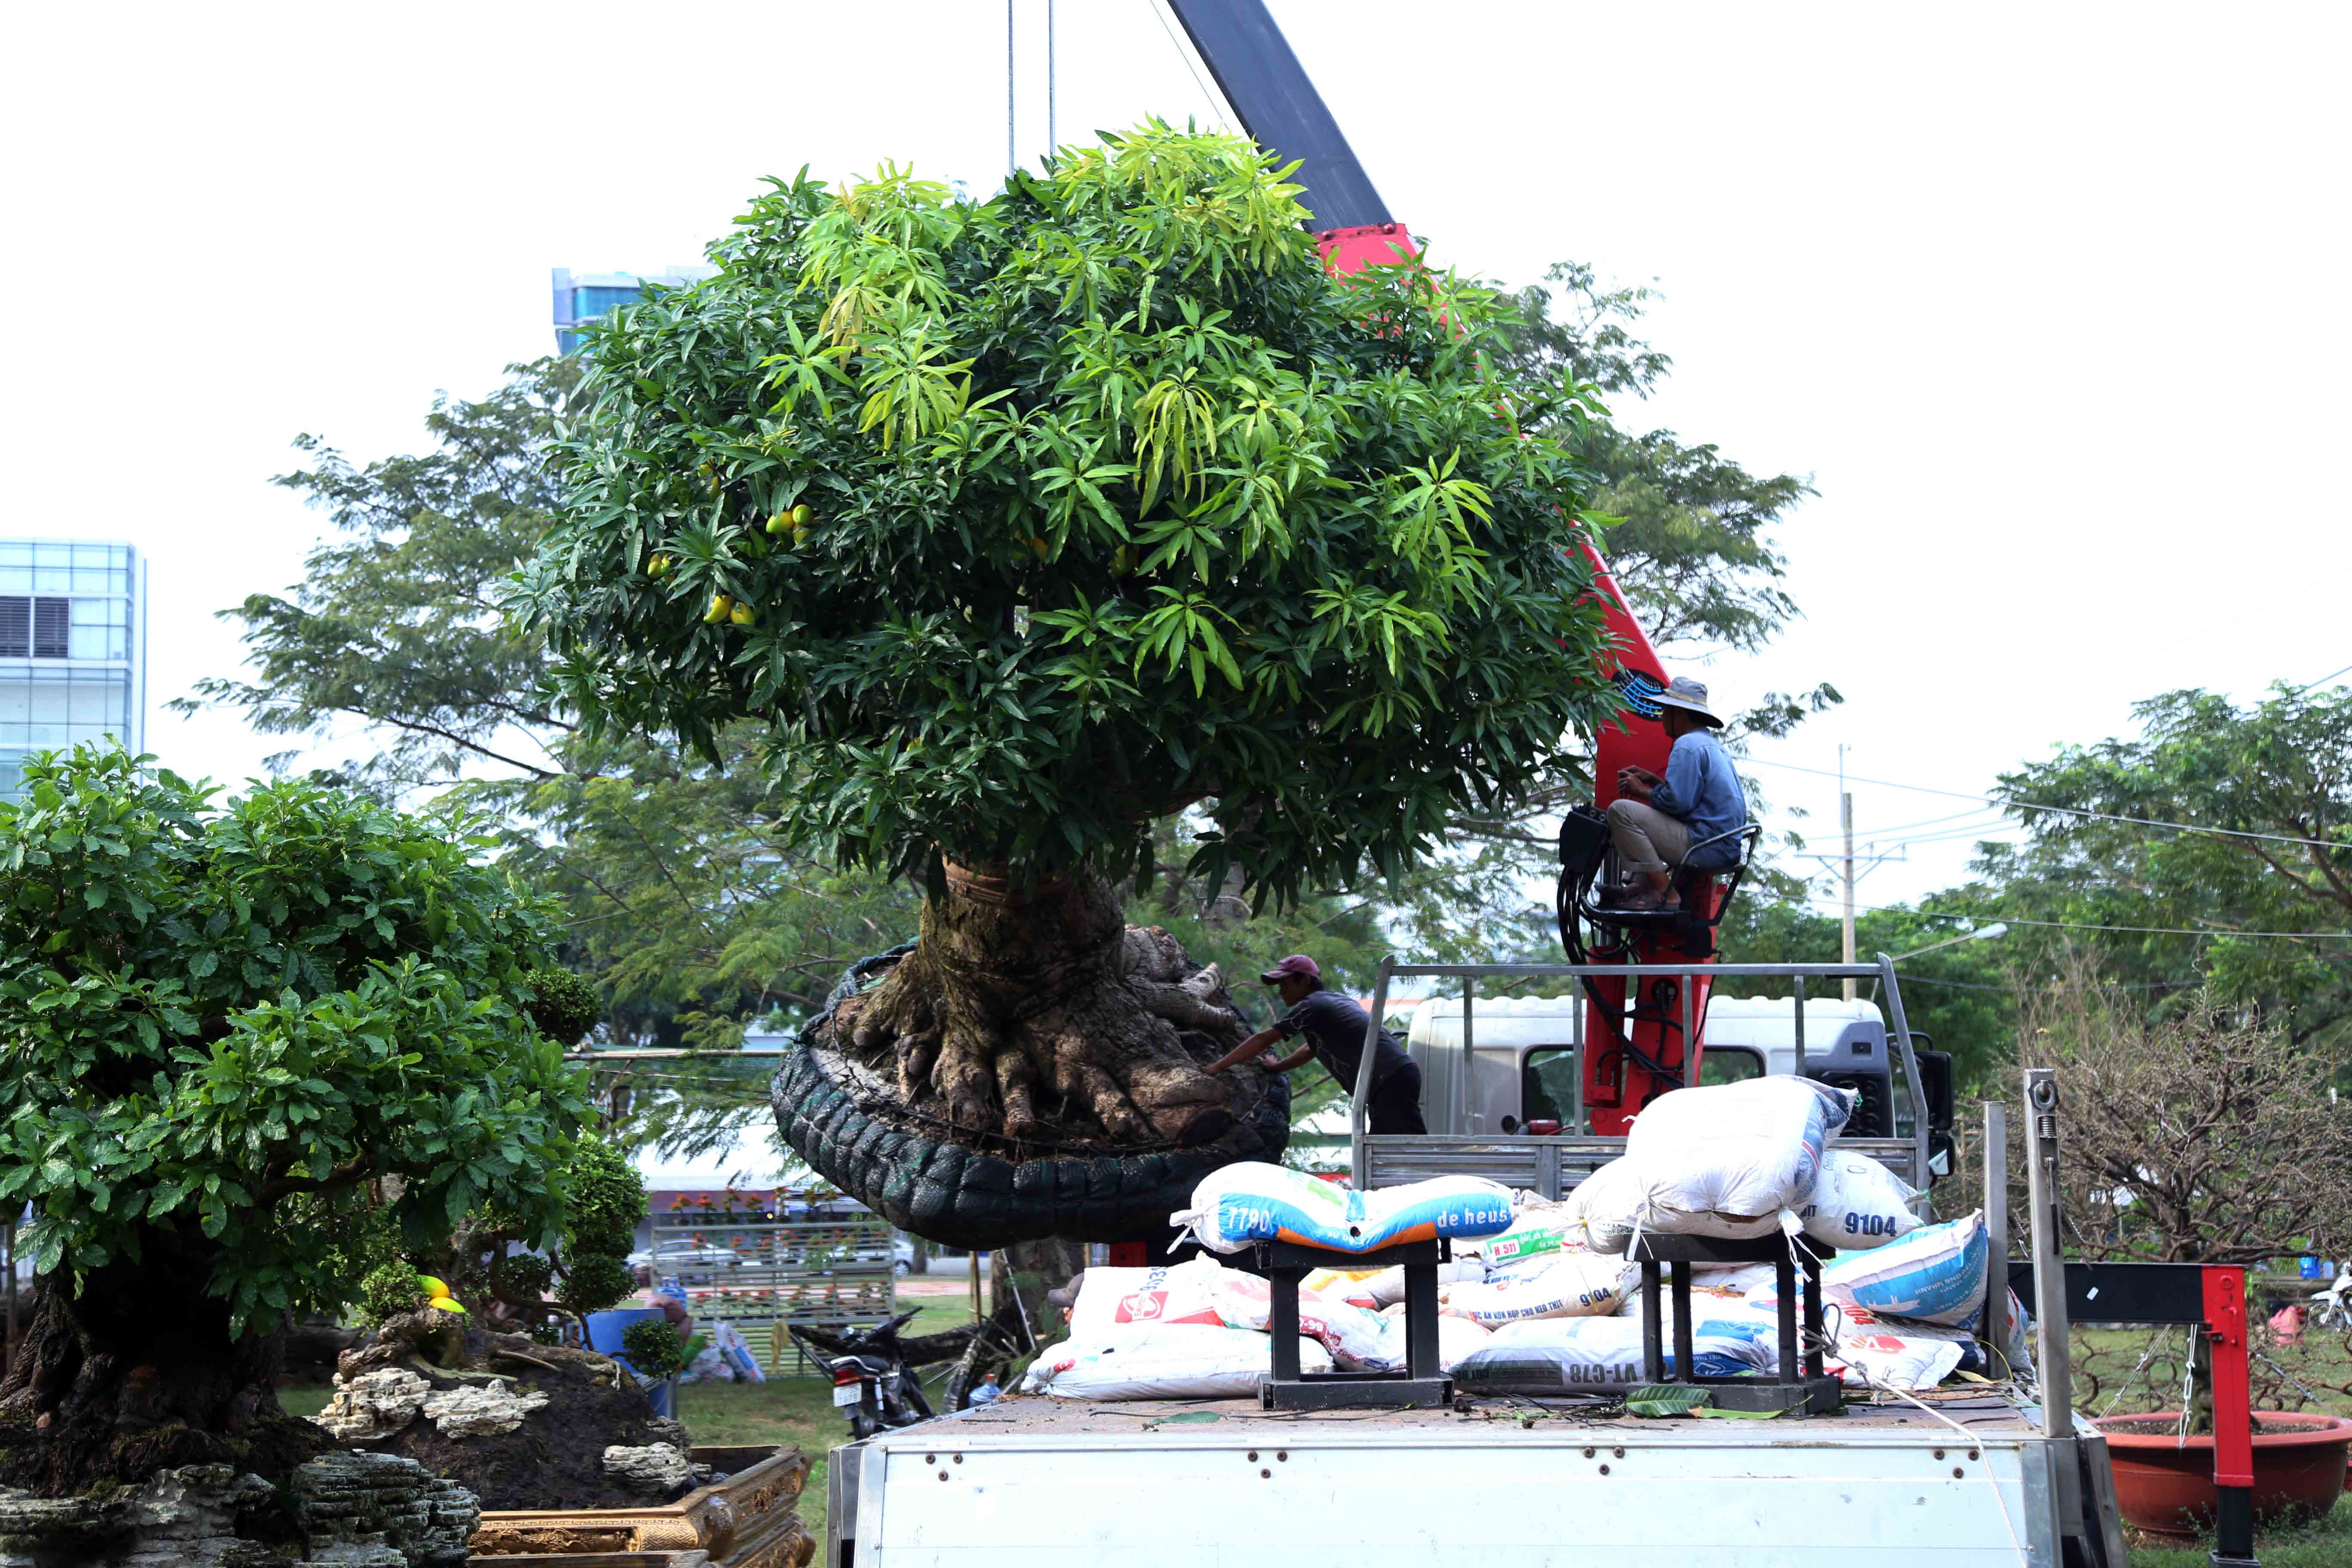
1745, 1211, 2035, 1386
1026, 1326, 1333, 1399
1451, 1314, 1777, 1393
1030, 1247, 1500, 1399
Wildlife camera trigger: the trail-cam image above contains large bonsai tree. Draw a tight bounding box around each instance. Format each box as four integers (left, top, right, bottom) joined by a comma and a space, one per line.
0, 746, 589, 1496
518, 125, 1618, 1198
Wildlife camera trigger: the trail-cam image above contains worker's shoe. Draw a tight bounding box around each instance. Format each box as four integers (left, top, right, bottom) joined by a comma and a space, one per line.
1599, 882, 1677, 913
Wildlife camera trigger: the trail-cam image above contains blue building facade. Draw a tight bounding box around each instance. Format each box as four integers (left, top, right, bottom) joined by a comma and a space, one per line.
0, 540, 146, 801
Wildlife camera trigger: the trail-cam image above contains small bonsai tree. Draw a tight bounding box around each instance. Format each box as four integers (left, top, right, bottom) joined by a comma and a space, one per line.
0, 746, 592, 1497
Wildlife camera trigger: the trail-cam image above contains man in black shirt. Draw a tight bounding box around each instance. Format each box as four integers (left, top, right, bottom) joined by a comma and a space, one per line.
1204, 954, 1427, 1135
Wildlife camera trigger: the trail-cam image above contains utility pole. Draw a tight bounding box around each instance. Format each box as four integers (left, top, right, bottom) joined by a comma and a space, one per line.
1841, 744, 1857, 1002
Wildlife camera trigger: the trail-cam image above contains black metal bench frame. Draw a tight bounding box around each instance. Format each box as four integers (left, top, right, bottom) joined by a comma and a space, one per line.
1632, 1231, 1843, 1415
1255, 1237, 1452, 1410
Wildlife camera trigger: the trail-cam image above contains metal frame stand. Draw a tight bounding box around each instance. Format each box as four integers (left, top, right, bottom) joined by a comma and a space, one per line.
2006, 1072, 2239, 1567
1255, 1237, 1451, 1410
1630, 1232, 1842, 1415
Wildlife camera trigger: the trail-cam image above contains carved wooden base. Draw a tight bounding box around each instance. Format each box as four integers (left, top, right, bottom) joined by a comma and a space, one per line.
469, 1446, 813, 1567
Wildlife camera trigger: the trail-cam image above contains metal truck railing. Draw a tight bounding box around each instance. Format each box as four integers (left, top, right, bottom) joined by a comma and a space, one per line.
1349, 955, 1929, 1195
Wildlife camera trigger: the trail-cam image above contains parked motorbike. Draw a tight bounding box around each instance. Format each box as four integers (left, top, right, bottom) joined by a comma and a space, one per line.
789, 1310, 934, 1439
2310, 1270, 2352, 1331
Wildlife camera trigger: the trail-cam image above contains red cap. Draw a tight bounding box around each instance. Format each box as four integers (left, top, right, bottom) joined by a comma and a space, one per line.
1259, 954, 1321, 984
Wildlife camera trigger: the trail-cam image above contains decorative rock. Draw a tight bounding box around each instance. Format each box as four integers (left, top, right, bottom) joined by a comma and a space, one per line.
0, 1457, 476, 1568
289, 1450, 481, 1567
314, 1367, 432, 1442
420, 1378, 549, 1437
602, 1442, 696, 1496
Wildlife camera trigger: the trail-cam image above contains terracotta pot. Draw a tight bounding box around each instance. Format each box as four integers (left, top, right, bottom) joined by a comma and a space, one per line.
2093, 1411, 2352, 1539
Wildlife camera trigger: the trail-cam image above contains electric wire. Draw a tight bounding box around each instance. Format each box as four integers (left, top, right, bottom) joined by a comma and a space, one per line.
1746, 755, 2351, 853
1767, 888, 2352, 942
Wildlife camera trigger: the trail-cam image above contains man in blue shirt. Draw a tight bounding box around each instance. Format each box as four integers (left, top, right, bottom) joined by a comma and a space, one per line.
1604, 675, 1748, 912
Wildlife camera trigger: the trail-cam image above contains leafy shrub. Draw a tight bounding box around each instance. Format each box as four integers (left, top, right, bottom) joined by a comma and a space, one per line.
358, 1262, 426, 1328
493, 1252, 554, 1300
556, 1251, 634, 1314
620, 1317, 686, 1381
523, 967, 603, 1047
564, 1138, 644, 1260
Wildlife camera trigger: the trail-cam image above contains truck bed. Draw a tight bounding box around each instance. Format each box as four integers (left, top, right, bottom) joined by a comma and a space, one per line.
832, 1390, 2104, 1566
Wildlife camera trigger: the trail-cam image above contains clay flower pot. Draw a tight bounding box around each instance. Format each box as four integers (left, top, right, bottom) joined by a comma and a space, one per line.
2093, 1411, 2352, 1539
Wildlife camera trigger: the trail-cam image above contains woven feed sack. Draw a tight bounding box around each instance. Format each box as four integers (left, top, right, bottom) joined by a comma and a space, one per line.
1796, 1150, 1925, 1251
1171, 1163, 1512, 1254
1621, 1076, 1857, 1239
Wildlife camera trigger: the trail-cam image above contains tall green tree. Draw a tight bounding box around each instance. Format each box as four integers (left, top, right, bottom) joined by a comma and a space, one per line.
1978, 683, 2352, 1050
0, 747, 588, 1497
516, 124, 1620, 1191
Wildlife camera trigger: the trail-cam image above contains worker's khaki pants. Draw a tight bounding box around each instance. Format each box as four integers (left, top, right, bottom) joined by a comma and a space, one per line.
1607, 797, 1690, 876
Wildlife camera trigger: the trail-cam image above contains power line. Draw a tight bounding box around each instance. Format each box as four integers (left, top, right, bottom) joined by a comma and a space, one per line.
1771, 888, 2352, 943
1747, 755, 2350, 854
2302, 660, 2352, 692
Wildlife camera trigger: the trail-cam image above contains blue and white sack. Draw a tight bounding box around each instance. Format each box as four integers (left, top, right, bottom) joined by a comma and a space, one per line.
1755, 1210, 1989, 1327
1452, 1315, 1770, 1392
1172, 1163, 1513, 1255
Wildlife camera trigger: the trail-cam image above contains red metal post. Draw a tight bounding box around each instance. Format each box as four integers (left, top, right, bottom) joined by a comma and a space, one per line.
2202, 1265, 2257, 1562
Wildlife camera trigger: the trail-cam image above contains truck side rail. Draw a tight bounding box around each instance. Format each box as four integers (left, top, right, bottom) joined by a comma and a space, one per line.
1351, 956, 1929, 1188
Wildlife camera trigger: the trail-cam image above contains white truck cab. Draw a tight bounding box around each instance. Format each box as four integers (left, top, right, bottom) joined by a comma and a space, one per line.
1405, 994, 1914, 1142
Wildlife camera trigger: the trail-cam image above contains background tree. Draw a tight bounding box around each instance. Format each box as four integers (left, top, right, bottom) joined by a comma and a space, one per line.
2000, 969, 2352, 1422
1980, 683, 2352, 1057
0, 747, 588, 1497
517, 124, 1622, 1234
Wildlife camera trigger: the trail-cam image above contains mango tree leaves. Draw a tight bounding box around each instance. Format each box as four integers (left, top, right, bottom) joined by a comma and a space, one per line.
518, 121, 1621, 907
0, 746, 590, 1330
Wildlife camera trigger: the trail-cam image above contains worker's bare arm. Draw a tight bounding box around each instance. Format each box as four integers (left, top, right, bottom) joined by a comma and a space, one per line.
1268, 1047, 1314, 1072
1207, 1027, 1285, 1073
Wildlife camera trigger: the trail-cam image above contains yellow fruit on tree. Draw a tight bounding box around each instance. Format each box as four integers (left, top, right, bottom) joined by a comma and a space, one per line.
415, 1275, 449, 1298
427, 1296, 466, 1316
704, 594, 732, 624
789, 502, 813, 527
765, 514, 790, 536
729, 602, 757, 627
647, 554, 671, 578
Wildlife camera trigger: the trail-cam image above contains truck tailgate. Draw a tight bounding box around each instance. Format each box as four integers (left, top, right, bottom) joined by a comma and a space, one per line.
840, 1395, 2061, 1566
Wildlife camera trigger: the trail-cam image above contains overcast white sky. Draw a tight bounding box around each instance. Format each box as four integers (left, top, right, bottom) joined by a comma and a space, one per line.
8, 1, 2346, 919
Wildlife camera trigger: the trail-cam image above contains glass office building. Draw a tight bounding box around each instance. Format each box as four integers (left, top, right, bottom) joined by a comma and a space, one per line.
0, 540, 146, 801
551, 267, 711, 354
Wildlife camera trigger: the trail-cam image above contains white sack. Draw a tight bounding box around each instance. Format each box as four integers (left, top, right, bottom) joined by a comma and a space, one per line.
1797, 1151, 1923, 1250
1022, 1324, 1329, 1400
1621, 1076, 1857, 1239
1562, 1157, 1649, 1255
1065, 1255, 1228, 1337
1753, 1211, 1988, 1326
1438, 1253, 1639, 1328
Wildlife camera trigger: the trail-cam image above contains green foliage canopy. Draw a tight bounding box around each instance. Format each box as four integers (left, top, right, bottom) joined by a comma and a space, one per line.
518, 124, 1620, 905
1981, 684, 2352, 1048
0, 747, 590, 1329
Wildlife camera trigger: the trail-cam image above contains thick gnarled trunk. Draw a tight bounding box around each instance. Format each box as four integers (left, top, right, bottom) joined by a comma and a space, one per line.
838, 864, 1249, 1146
775, 862, 1289, 1248
0, 1232, 330, 1498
